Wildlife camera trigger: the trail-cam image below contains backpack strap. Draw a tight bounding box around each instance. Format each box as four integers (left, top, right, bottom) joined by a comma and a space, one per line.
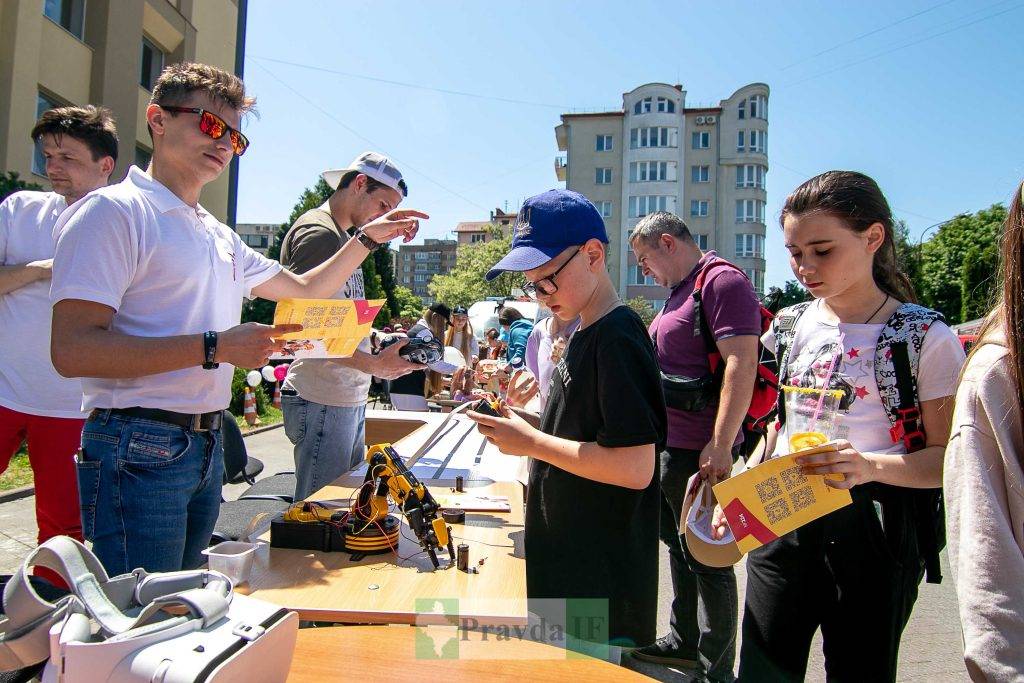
873, 303, 944, 449
772, 301, 813, 428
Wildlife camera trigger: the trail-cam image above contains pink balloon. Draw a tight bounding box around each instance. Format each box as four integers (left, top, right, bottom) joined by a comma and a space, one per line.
273, 364, 289, 382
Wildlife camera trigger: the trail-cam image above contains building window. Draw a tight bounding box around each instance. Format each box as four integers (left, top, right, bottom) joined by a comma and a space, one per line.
630, 127, 678, 149
414, 252, 429, 260
744, 269, 765, 294
633, 97, 653, 114
404, 266, 411, 273
690, 200, 709, 217
630, 161, 675, 182
738, 99, 746, 120
32, 92, 61, 176
691, 131, 710, 149
736, 164, 766, 189
403, 253, 411, 261
44, 0, 85, 40
415, 263, 429, 272
140, 38, 166, 91
470, 233, 486, 243
598, 201, 613, 218
736, 199, 766, 224
596, 134, 613, 152
693, 234, 709, 250
414, 274, 427, 282
628, 265, 656, 286
628, 195, 675, 219
656, 97, 675, 113
750, 94, 768, 120
595, 168, 612, 184
736, 131, 745, 152
134, 145, 152, 170
749, 130, 767, 153
735, 233, 765, 258
242, 234, 269, 249
691, 165, 710, 183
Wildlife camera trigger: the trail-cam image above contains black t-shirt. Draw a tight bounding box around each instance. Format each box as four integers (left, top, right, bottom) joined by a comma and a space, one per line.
527, 305, 667, 648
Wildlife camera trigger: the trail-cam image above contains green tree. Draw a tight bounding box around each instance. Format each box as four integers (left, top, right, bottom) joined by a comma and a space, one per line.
626, 296, 656, 327
0, 171, 42, 202
892, 219, 921, 296
960, 242, 998, 323
919, 204, 1004, 324
763, 280, 811, 313
374, 248, 399, 321
428, 227, 517, 307
393, 286, 423, 320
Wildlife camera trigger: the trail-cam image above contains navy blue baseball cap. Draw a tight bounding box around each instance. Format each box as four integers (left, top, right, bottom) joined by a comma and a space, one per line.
485, 189, 607, 281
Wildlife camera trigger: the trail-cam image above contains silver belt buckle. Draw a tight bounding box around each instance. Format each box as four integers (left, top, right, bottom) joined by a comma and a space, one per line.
191, 414, 207, 432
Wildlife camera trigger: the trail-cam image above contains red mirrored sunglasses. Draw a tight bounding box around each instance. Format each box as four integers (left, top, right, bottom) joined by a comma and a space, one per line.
157, 105, 250, 156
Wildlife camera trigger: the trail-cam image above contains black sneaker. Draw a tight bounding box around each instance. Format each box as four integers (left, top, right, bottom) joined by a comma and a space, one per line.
630, 634, 700, 668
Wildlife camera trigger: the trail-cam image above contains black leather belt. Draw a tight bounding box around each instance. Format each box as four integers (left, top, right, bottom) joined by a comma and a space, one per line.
90, 407, 223, 432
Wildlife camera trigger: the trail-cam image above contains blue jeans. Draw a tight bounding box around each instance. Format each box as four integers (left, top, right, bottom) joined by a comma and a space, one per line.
76, 411, 224, 575
281, 396, 366, 501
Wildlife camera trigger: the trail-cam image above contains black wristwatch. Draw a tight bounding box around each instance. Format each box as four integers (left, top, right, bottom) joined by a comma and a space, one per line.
354, 228, 381, 252
202, 330, 219, 369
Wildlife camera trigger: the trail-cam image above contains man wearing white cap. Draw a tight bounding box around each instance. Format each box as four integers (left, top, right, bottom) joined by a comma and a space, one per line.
279, 152, 423, 501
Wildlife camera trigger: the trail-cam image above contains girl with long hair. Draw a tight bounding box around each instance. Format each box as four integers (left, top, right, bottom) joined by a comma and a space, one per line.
944, 181, 1024, 680
736, 171, 966, 681
444, 305, 476, 367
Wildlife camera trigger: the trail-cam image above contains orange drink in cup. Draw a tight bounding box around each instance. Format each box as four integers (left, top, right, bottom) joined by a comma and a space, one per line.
781, 385, 844, 453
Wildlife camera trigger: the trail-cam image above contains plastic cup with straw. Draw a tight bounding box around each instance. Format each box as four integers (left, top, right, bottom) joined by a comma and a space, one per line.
785, 334, 846, 453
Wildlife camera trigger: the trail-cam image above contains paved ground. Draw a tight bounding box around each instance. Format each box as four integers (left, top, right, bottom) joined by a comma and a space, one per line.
0, 425, 966, 680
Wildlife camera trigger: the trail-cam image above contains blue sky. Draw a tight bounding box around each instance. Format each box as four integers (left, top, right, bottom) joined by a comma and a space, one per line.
235, 0, 1024, 290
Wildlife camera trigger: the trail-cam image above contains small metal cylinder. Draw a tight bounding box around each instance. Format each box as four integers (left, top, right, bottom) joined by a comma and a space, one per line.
457, 543, 469, 572
455, 475, 464, 492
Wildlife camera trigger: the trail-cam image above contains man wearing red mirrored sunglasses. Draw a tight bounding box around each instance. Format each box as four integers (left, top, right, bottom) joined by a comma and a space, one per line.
49, 62, 428, 575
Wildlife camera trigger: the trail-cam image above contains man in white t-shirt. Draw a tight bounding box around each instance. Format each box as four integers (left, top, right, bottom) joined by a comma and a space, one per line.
49, 63, 427, 574
0, 105, 117, 549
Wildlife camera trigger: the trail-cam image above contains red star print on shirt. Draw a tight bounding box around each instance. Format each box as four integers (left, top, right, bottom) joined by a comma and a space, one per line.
855, 385, 870, 399
847, 347, 861, 359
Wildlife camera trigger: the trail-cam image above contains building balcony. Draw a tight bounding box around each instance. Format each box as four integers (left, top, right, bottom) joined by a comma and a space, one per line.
554, 155, 567, 182
555, 124, 568, 151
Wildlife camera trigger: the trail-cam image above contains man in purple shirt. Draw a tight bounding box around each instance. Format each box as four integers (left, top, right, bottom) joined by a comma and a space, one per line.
629, 212, 760, 683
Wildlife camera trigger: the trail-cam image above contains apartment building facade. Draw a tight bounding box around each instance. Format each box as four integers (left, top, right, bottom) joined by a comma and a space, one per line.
0, 0, 246, 224
453, 207, 516, 246
394, 238, 458, 305
555, 82, 768, 308
234, 222, 276, 255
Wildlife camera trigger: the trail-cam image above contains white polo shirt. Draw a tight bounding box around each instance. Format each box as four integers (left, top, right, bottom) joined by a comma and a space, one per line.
51, 166, 282, 414
0, 191, 87, 418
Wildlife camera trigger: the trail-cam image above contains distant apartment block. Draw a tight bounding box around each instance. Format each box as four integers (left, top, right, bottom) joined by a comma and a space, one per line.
555, 82, 769, 308
454, 207, 516, 246
235, 222, 277, 255
394, 238, 458, 305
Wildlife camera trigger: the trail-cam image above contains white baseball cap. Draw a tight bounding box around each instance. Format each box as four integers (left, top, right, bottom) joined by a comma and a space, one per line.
322, 151, 407, 196
681, 471, 743, 568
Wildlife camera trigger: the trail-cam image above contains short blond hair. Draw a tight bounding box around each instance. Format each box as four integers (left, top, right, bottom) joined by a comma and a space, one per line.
151, 62, 255, 113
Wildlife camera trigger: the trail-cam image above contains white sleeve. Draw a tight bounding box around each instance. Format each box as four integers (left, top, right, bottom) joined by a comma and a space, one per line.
50, 195, 137, 311
0, 195, 13, 264
916, 320, 966, 402
232, 232, 282, 298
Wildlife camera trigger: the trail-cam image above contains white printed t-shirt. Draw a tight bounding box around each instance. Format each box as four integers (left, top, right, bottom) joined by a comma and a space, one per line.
763, 300, 966, 456
0, 191, 86, 418
50, 166, 282, 414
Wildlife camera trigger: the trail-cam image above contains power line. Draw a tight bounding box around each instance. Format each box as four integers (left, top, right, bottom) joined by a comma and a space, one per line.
250, 60, 489, 212
248, 55, 569, 110
780, 0, 959, 70
781, 1, 1024, 89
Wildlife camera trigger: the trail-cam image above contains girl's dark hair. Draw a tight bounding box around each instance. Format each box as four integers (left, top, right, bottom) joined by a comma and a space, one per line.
498, 307, 524, 326
781, 170, 917, 303
485, 327, 499, 340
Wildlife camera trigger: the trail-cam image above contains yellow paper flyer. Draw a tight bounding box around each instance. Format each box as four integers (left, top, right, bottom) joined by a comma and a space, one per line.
711, 446, 853, 554
270, 298, 384, 360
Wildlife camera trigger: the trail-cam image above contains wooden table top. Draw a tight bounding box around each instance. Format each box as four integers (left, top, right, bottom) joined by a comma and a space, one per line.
286, 626, 651, 682
240, 479, 526, 626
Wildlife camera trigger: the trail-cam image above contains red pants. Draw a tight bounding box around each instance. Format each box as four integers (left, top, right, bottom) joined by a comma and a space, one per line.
0, 405, 85, 545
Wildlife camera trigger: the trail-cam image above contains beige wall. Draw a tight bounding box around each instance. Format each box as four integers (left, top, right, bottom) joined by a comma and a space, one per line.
0, 0, 240, 223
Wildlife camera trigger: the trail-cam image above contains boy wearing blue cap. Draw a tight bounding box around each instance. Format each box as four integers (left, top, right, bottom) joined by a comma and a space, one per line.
468, 189, 667, 652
